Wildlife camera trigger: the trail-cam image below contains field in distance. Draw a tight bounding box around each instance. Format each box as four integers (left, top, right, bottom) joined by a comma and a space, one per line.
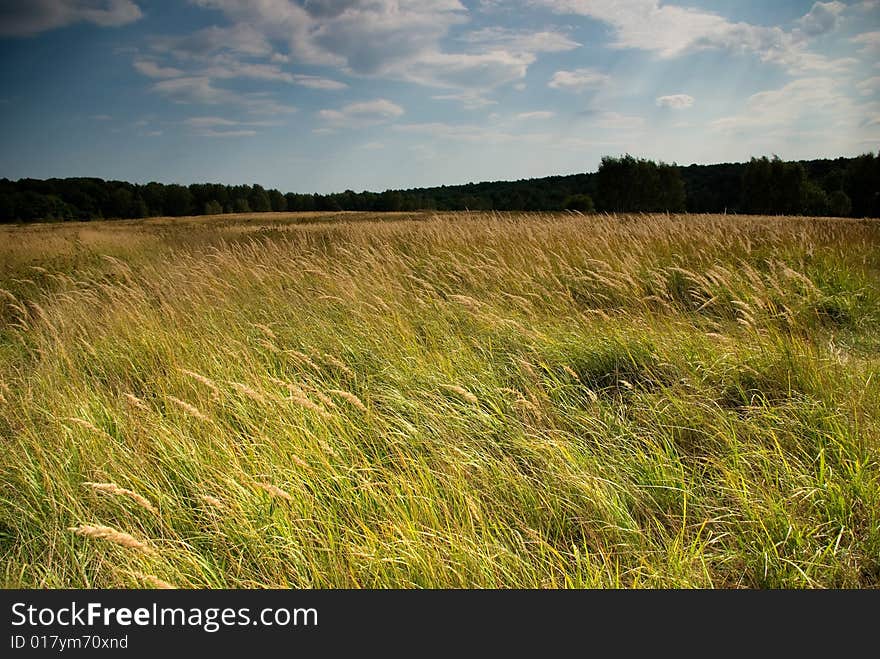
1, 211, 878, 588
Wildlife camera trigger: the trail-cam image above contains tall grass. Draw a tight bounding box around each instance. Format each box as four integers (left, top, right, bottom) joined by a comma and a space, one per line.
1, 211, 878, 588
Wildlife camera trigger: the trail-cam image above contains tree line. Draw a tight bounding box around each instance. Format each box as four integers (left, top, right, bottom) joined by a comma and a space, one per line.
1, 152, 877, 223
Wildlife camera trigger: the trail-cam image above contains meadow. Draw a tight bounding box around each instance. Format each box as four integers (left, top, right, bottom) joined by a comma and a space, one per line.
1, 210, 878, 588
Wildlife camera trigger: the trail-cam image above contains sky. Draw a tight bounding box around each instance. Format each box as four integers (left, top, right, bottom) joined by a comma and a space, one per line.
0, 1, 878, 194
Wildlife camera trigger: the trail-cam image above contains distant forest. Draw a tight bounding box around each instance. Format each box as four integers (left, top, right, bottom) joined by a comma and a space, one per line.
1, 152, 878, 222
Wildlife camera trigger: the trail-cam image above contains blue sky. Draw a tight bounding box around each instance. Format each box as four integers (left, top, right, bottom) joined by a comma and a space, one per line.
0, 0, 878, 193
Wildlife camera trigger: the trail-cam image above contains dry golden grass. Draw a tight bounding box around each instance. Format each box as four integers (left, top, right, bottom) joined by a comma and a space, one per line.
254, 483, 294, 501
69, 525, 155, 555
1, 211, 879, 588
83, 482, 158, 515
133, 572, 177, 589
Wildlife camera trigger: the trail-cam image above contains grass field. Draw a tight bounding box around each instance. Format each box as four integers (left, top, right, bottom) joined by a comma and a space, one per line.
1, 210, 879, 588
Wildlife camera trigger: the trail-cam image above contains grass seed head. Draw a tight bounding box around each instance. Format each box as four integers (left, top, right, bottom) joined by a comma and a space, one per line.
255, 482, 294, 501
441, 384, 479, 405
83, 482, 158, 514
135, 572, 176, 589
327, 388, 367, 412
167, 396, 210, 422
199, 494, 225, 509
69, 524, 156, 555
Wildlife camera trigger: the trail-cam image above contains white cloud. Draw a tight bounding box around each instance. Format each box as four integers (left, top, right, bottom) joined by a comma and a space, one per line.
766, 51, 855, 75
153, 76, 227, 104
589, 112, 646, 131
291, 74, 348, 90
851, 31, 880, 57
408, 143, 438, 161
144, 23, 353, 99
797, 2, 845, 37
150, 24, 274, 60
857, 77, 880, 96
548, 68, 609, 92
393, 121, 548, 144
240, 97, 298, 115
360, 141, 385, 150
192, 0, 467, 71
0, 0, 142, 37
135, 1, 594, 104
532, 0, 763, 57
393, 122, 487, 140
458, 27, 580, 54
183, 116, 240, 129
201, 59, 297, 83
182, 115, 282, 137
391, 50, 534, 89
187, 1, 550, 91
197, 129, 258, 138
146, 24, 306, 86
747, 79, 847, 116
656, 94, 694, 109
133, 59, 184, 79
141, 29, 349, 90
432, 93, 497, 110
531, 0, 850, 74
515, 111, 555, 120
153, 77, 296, 114
318, 98, 404, 126
710, 77, 854, 133
706, 80, 879, 160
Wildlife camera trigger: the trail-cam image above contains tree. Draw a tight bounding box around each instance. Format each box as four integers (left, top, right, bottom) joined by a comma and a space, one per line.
802, 181, 829, 216
130, 195, 149, 218
141, 182, 167, 216
1, 153, 877, 223
596, 155, 685, 212
682, 163, 742, 213
109, 187, 133, 218
164, 185, 193, 216
564, 194, 595, 212
15, 191, 71, 221
742, 156, 806, 215
377, 190, 403, 211
249, 184, 271, 212
596, 155, 635, 211
268, 188, 287, 212
317, 194, 342, 211
844, 152, 879, 217
828, 190, 852, 217
657, 163, 686, 212
741, 157, 774, 214
0, 192, 16, 220
771, 158, 807, 215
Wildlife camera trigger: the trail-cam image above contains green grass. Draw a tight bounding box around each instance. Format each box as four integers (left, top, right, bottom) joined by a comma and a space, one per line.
1, 211, 878, 588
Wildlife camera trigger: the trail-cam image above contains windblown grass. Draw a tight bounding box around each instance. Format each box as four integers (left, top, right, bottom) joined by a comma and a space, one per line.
1, 211, 878, 588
